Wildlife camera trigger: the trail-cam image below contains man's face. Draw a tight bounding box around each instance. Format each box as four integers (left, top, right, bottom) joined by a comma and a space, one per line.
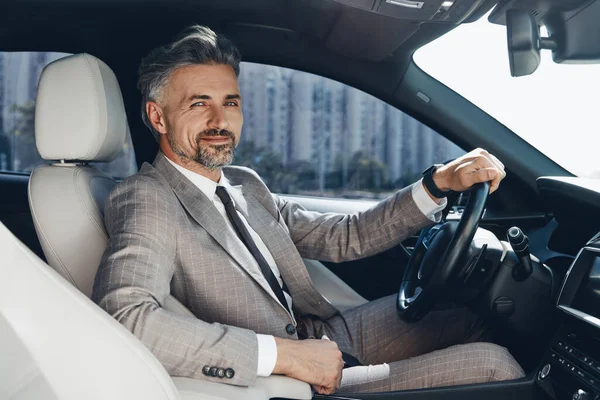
152, 64, 243, 169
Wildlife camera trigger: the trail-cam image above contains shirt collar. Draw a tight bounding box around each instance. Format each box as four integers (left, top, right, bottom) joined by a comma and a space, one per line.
165, 156, 229, 201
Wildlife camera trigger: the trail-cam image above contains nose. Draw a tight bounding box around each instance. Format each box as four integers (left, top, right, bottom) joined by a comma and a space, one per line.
207, 106, 229, 132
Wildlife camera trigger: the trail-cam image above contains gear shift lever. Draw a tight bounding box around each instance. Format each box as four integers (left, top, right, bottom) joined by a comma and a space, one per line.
507, 226, 533, 281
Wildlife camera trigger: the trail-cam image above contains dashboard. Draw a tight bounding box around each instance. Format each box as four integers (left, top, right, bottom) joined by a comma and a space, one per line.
537, 177, 600, 257
559, 247, 600, 328
535, 177, 600, 400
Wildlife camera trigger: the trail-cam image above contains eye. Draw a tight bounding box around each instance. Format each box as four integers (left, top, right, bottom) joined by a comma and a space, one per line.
224, 101, 239, 107
191, 101, 206, 107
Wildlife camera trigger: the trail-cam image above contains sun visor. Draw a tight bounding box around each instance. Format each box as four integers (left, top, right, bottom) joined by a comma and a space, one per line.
325, 10, 420, 61
330, 0, 486, 23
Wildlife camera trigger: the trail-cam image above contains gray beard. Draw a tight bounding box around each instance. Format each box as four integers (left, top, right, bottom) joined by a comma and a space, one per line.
168, 132, 236, 169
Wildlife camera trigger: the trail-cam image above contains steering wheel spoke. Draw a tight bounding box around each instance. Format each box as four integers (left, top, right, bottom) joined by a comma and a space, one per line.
397, 182, 490, 322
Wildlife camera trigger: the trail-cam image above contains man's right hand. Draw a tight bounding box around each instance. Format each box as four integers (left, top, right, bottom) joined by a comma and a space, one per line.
273, 337, 344, 394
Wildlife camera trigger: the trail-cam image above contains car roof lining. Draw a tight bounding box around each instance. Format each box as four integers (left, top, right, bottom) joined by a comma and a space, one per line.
1, 0, 461, 67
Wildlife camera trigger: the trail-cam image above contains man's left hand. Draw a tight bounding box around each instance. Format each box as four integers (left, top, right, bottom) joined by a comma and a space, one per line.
432, 148, 507, 196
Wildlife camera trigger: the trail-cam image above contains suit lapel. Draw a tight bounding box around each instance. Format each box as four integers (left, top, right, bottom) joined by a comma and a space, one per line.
153, 154, 282, 305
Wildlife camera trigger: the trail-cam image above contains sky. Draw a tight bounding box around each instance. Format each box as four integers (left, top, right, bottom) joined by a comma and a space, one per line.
414, 12, 600, 178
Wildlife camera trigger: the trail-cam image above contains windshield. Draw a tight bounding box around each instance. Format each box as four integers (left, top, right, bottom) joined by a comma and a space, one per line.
414, 13, 600, 178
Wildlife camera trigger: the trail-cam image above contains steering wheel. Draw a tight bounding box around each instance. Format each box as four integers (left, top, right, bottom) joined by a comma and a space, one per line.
397, 182, 490, 322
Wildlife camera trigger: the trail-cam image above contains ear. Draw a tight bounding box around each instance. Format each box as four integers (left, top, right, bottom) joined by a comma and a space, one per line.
146, 101, 168, 135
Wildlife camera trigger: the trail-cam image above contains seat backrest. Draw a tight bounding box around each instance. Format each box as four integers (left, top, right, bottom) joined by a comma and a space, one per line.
28, 53, 126, 297
0, 221, 181, 400
27, 54, 194, 318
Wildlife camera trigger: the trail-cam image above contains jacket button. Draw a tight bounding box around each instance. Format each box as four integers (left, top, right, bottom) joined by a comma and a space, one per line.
286, 324, 296, 335
209, 367, 219, 377
202, 365, 211, 376
217, 368, 225, 378
225, 368, 235, 379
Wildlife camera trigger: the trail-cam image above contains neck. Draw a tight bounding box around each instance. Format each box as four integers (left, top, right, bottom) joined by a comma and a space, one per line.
160, 142, 221, 183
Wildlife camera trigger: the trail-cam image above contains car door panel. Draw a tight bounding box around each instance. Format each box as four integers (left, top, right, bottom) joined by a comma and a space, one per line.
303, 258, 368, 311
282, 194, 415, 301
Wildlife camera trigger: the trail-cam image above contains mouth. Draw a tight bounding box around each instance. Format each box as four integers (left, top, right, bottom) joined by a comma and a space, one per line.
199, 136, 233, 145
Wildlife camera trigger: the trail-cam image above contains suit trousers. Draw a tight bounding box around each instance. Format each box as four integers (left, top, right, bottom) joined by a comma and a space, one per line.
302, 295, 524, 393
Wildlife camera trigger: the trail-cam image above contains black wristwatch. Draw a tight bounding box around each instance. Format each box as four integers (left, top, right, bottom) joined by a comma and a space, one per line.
422, 164, 452, 199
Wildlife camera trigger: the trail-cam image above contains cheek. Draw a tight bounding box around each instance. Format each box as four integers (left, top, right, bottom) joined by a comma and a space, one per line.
179, 112, 204, 130
228, 110, 243, 131
177, 114, 206, 142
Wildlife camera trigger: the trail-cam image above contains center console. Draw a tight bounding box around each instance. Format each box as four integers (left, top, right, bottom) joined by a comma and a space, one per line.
537, 243, 600, 400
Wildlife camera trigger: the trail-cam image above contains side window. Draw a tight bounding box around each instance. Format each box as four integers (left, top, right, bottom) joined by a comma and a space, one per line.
0, 52, 137, 178
234, 62, 464, 199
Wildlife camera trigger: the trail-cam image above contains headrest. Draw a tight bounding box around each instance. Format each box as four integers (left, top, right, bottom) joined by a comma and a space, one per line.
35, 53, 128, 162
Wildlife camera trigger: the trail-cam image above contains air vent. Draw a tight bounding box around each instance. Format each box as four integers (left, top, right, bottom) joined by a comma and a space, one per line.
528, 8, 543, 18
527, 7, 550, 22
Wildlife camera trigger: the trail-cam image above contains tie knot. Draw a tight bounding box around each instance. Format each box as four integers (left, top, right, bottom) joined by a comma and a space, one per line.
215, 186, 233, 206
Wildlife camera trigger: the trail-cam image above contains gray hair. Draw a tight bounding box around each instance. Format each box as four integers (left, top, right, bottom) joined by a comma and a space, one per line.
137, 25, 241, 140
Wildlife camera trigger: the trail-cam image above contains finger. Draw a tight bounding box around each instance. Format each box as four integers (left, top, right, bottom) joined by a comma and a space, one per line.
472, 153, 496, 170
442, 149, 492, 174
312, 385, 329, 395
323, 386, 336, 395
465, 148, 491, 163
449, 148, 486, 165
491, 173, 504, 193
453, 153, 481, 165
487, 155, 506, 182
466, 167, 504, 194
481, 155, 505, 192
489, 178, 500, 194
467, 167, 499, 186
489, 153, 505, 171
474, 155, 505, 181
490, 170, 503, 193
490, 162, 506, 185
465, 147, 486, 158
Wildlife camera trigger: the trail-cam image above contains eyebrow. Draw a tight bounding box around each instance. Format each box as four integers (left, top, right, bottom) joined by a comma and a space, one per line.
187, 94, 241, 102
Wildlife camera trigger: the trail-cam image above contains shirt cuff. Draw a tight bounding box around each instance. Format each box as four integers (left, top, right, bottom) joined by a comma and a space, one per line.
412, 179, 447, 222
256, 334, 277, 377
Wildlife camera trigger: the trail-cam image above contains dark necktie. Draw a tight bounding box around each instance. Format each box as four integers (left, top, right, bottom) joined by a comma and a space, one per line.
215, 186, 362, 368
215, 186, 292, 316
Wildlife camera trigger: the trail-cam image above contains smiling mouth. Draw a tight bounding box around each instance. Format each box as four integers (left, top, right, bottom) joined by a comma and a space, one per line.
200, 136, 233, 144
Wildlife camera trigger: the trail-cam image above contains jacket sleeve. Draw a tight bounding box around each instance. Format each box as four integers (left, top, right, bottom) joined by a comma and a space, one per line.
92, 177, 259, 387
273, 183, 434, 263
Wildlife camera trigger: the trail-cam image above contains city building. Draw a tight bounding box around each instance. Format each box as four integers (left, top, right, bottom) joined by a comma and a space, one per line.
238, 62, 463, 189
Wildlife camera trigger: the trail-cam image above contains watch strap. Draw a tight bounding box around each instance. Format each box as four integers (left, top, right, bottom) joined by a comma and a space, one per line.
422, 164, 451, 199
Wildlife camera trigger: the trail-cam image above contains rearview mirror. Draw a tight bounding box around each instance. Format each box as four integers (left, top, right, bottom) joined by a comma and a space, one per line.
506, 9, 541, 77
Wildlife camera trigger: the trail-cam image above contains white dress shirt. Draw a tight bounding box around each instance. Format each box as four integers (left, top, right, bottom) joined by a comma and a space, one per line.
166, 157, 446, 377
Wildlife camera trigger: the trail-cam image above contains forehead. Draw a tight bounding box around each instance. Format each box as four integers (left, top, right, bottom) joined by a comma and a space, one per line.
166, 64, 239, 100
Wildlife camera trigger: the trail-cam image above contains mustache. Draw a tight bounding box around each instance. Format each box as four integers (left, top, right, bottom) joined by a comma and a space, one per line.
197, 129, 236, 141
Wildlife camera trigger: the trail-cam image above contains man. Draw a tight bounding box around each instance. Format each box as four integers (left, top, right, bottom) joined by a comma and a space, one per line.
93, 25, 523, 394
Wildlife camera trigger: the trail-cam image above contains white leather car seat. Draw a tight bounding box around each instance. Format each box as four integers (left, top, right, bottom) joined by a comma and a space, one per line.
0, 221, 311, 400
0, 222, 181, 400
28, 53, 192, 316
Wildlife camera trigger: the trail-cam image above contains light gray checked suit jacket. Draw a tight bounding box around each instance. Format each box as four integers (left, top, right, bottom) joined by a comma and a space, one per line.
92, 152, 433, 387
